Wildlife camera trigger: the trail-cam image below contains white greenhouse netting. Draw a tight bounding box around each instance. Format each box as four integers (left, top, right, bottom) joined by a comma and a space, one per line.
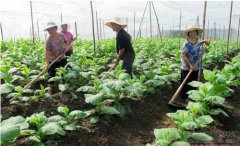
0, 1, 239, 41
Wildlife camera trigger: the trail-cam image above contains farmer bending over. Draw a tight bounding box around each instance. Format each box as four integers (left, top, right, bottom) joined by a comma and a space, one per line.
105, 17, 135, 78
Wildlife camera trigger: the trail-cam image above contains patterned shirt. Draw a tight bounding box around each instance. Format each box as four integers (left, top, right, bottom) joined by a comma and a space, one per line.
181, 39, 202, 71
61, 31, 73, 50
45, 33, 67, 63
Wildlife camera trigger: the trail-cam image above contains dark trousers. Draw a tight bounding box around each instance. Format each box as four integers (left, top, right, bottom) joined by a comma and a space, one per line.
66, 50, 73, 57
181, 69, 199, 99
122, 54, 135, 78
48, 58, 67, 84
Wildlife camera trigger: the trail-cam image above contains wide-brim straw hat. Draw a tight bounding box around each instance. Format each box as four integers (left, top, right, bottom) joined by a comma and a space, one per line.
184, 25, 203, 36
44, 22, 58, 31
105, 17, 127, 29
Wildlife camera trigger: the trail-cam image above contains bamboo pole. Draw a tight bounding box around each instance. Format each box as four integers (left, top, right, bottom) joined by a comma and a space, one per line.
100, 18, 102, 40
96, 11, 99, 41
214, 22, 216, 40
0, 22, 3, 41
61, 13, 63, 23
219, 24, 221, 40
207, 20, 209, 39
237, 17, 240, 48
75, 21, 78, 37
178, 11, 182, 49
152, 2, 162, 43
30, 1, 35, 47
90, 1, 96, 56
149, 1, 152, 38
103, 19, 105, 39
136, 2, 148, 38
37, 19, 40, 41
134, 12, 136, 40
227, 1, 233, 56
223, 26, 225, 40
199, 1, 207, 81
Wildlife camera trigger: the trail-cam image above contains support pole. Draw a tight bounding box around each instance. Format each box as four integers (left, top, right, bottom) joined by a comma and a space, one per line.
75, 21, 78, 37
37, 19, 40, 41
30, 1, 35, 47
96, 11, 99, 41
237, 17, 240, 48
152, 2, 162, 43
0, 23, 3, 41
227, 1, 233, 56
100, 18, 102, 40
61, 13, 63, 23
178, 11, 182, 49
134, 12, 136, 40
90, 1, 96, 56
149, 1, 152, 38
136, 2, 149, 38
199, 1, 207, 81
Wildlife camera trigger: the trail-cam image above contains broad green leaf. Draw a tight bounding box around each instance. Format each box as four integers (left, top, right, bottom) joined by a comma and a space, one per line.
171, 141, 190, 146
189, 133, 213, 142
65, 124, 77, 131
114, 102, 125, 117
154, 128, 181, 142
100, 106, 120, 115
118, 73, 131, 80
180, 122, 198, 130
58, 83, 69, 92
208, 108, 229, 117
57, 106, 70, 117
48, 115, 65, 123
20, 129, 36, 136
85, 93, 104, 105
1, 116, 29, 130
188, 81, 204, 88
90, 116, 99, 124
40, 122, 65, 136
205, 96, 225, 105
0, 83, 14, 94
68, 110, 87, 119
48, 76, 62, 82
76, 86, 96, 93
195, 115, 214, 127
0, 125, 20, 145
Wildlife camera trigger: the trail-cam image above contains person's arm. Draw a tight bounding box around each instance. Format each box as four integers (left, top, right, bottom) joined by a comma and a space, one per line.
181, 52, 195, 70
200, 40, 210, 46
114, 48, 125, 65
45, 39, 51, 66
181, 42, 195, 70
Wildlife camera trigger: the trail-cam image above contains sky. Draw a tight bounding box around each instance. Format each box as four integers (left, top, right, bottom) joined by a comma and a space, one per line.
0, 0, 239, 40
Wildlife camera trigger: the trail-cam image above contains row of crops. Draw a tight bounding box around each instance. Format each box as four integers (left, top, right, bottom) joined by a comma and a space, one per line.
0, 38, 239, 145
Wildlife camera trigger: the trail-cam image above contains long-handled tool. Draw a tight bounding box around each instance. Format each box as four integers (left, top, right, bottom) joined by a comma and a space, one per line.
100, 63, 116, 80
168, 69, 193, 106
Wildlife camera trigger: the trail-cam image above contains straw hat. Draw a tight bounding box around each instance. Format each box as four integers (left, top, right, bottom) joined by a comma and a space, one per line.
105, 17, 127, 29
184, 25, 203, 36
44, 22, 58, 31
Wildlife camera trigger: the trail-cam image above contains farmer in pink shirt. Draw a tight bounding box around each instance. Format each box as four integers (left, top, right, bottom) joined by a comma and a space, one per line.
61, 23, 77, 56
44, 22, 70, 94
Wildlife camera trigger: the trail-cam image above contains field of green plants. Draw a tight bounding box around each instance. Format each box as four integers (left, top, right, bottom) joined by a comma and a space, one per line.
0, 38, 240, 146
